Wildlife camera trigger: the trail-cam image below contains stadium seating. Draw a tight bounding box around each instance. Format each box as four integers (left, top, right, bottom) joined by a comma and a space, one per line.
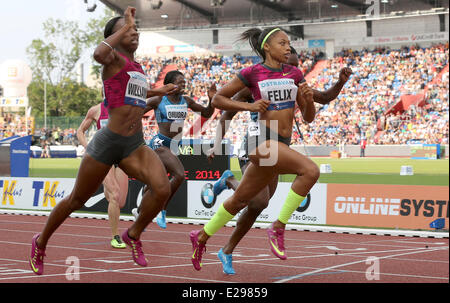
294, 43, 448, 146
2, 44, 448, 150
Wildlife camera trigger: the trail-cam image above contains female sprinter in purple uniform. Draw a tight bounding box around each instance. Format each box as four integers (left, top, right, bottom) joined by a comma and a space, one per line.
189, 27, 319, 271
207, 47, 352, 274
77, 101, 128, 249
29, 6, 177, 275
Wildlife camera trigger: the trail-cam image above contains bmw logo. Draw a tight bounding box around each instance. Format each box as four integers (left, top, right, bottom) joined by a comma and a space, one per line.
296, 193, 311, 213
200, 183, 216, 208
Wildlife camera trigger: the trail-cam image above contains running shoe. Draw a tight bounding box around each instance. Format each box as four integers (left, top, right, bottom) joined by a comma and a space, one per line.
29, 234, 46, 275
156, 210, 167, 229
111, 235, 126, 249
121, 229, 147, 266
213, 170, 234, 196
267, 223, 287, 260
218, 248, 235, 275
190, 230, 206, 271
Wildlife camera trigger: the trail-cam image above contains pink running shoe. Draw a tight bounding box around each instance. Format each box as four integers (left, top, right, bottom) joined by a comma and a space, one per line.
190, 230, 206, 271
267, 223, 287, 260
29, 234, 46, 275
122, 230, 147, 267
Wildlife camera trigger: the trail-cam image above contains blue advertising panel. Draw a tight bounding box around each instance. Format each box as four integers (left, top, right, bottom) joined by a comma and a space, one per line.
9, 136, 31, 177
308, 39, 325, 48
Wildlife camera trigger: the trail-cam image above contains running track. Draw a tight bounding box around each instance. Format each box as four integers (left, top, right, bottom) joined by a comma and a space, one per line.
0, 213, 448, 287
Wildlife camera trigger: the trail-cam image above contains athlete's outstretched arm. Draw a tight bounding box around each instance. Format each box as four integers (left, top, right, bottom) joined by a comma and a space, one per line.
144, 96, 163, 114
297, 82, 315, 123
93, 7, 135, 67
207, 87, 254, 160
313, 67, 352, 105
212, 76, 270, 113
146, 84, 178, 98
212, 86, 254, 146
185, 83, 216, 118
77, 105, 100, 148
207, 110, 237, 161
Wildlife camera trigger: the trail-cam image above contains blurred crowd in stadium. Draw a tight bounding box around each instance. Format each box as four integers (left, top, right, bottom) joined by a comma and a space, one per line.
141, 43, 448, 148
295, 43, 449, 146
0, 112, 77, 148
0, 113, 29, 139
1, 43, 448, 150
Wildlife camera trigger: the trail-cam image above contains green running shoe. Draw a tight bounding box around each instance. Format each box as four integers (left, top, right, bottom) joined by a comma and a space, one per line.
111, 235, 126, 249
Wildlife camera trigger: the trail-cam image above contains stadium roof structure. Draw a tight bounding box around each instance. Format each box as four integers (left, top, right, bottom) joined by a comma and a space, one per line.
98, 0, 449, 30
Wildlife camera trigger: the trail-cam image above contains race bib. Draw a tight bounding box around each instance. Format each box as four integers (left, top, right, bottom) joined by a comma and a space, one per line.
248, 121, 260, 137
166, 104, 188, 121
257, 78, 298, 110
125, 71, 148, 108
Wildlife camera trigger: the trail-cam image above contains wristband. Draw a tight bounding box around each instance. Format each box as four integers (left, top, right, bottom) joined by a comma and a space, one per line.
102, 41, 114, 50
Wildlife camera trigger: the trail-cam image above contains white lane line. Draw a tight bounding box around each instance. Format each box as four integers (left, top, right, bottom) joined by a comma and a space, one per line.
275, 247, 447, 283
0, 257, 232, 283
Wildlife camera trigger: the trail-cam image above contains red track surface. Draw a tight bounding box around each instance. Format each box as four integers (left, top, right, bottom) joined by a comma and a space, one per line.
0, 214, 448, 285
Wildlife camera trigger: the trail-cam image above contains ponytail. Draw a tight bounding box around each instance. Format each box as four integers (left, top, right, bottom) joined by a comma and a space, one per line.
239, 28, 263, 58
238, 27, 281, 60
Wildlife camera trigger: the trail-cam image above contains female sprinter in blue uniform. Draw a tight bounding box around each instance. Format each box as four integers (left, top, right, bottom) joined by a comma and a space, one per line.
132, 70, 215, 229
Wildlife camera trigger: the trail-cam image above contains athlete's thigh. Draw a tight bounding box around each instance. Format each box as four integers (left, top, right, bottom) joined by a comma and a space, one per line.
265, 140, 317, 175
240, 160, 250, 174
118, 145, 168, 189
102, 167, 117, 196
155, 147, 184, 177
114, 166, 129, 208
268, 175, 279, 198
233, 162, 277, 202
71, 154, 111, 202
241, 160, 272, 204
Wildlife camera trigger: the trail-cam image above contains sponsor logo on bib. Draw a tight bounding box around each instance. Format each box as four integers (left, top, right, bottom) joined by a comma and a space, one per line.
166, 104, 188, 121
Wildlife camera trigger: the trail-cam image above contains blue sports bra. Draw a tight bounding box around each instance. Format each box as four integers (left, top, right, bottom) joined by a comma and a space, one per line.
155, 95, 188, 123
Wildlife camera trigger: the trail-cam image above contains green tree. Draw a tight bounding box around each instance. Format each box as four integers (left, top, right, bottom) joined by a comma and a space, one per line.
26, 9, 113, 119
28, 79, 100, 118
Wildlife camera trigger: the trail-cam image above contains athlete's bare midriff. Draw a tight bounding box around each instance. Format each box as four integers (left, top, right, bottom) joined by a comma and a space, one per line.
157, 121, 184, 139
259, 108, 294, 138
107, 105, 145, 136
